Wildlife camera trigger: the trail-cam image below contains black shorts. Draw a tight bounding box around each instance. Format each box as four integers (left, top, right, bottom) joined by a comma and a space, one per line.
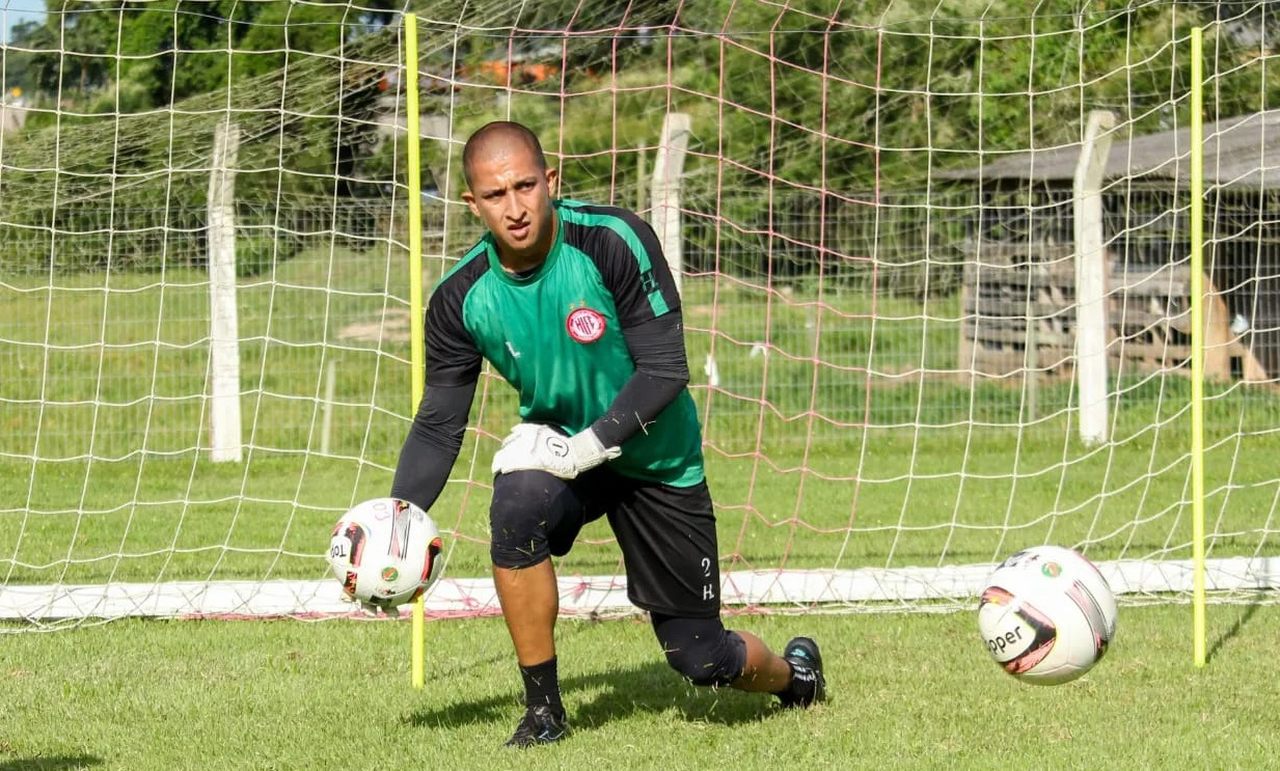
489, 467, 720, 619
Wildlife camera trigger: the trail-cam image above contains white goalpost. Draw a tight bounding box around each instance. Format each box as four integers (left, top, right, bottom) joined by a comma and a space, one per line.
2, 1, 1278, 629
206, 119, 243, 464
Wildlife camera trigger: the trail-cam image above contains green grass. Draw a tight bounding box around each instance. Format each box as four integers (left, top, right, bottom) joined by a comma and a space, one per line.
4, 605, 1279, 769
3, 250, 1280, 590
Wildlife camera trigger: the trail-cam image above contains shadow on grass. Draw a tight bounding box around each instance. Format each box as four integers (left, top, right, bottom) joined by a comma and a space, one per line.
405, 659, 777, 734
0, 756, 102, 771
1206, 593, 1267, 664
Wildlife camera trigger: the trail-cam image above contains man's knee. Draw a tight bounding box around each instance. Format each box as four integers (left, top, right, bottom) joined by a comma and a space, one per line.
652, 614, 746, 687
489, 470, 573, 568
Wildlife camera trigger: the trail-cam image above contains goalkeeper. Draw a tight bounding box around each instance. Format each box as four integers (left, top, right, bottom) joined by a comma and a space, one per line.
391, 120, 826, 748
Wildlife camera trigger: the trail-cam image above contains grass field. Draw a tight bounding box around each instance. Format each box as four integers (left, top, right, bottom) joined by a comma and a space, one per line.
4, 604, 1280, 769
3, 249, 1280, 596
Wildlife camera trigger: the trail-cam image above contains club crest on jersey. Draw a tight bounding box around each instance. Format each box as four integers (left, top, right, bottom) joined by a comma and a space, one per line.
566, 307, 606, 343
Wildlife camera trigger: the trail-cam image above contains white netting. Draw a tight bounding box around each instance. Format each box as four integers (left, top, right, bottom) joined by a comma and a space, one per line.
1, 1, 1278, 629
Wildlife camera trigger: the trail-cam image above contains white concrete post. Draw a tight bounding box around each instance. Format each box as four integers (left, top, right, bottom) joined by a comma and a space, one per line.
649, 112, 691, 297
320, 358, 336, 456
207, 120, 242, 463
1073, 110, 1115, 446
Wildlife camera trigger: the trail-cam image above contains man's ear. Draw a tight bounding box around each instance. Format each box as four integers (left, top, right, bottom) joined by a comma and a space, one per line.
545, 167, 559, 197
461, 190, 479, 218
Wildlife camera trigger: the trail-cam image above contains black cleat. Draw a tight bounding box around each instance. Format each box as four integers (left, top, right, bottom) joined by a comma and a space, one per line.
504, 704, 569, 748
778, 636, 826, 709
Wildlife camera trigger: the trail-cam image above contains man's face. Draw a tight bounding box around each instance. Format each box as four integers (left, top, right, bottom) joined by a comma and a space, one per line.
462, 142, 558, 265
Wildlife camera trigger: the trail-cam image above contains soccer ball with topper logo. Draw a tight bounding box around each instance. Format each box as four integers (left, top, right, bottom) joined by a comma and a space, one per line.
977, 545, 1118, 685
327, 498, 443, 613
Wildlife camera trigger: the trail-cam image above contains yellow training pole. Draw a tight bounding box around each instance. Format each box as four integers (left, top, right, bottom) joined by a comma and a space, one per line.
404, 12, 427, 689
1189, 25, 1207, 668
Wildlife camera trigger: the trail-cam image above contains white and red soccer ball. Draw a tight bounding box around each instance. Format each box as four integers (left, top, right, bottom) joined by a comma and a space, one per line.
978, 545, 1118, 685
327, 498, 443, 610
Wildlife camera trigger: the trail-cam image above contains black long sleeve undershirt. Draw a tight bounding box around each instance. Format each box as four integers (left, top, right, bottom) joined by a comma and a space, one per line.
589, 312, 689, 448
390, 312, 690, 512
389, 381, 474, 512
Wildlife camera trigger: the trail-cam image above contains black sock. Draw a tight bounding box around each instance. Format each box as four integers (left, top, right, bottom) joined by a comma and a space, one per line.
773, 650, 814, 701
776, 660, 819, 704
519, 657, 562, 712
791, 660, 819, 696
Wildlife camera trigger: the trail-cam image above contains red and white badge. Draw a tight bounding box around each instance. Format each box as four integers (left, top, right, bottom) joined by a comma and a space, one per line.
566, 307, 606, 343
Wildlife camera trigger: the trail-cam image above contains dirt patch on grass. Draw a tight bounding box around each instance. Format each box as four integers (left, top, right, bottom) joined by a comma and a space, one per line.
338, 308, 411, 343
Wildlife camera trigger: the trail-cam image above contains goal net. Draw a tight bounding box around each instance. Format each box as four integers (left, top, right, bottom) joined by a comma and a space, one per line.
2, 1, 1278, 629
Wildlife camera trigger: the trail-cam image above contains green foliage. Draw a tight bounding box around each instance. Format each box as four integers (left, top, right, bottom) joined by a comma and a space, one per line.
669, 1, 1249, 191
8, 1, 401, 108
409, 1, 1270, 295
236, 234, 284, 277
1, 1, 1273, 278
1, 3, 408, 272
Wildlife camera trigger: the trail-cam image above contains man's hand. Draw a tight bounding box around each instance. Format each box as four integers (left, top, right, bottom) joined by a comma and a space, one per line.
491, 423, 621, 479
361, 601, 401, 617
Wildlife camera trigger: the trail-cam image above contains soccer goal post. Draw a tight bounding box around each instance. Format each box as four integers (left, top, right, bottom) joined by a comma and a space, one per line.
2, 3, 1279, 634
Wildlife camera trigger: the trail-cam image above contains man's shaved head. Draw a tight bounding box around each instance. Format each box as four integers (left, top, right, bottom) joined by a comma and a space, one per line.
460, 120, 559, 268
462, 121, 547, 190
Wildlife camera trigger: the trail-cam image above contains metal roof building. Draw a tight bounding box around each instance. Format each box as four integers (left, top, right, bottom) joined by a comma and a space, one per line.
941, 109, 1280, 189
947, 111, 1280, 383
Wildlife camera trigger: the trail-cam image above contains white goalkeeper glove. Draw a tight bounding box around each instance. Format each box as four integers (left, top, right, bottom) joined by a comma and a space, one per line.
491, 423, 621, 480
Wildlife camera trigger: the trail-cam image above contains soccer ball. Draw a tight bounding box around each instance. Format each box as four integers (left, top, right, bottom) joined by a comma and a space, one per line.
327, 497, 443, 611
977, 545, 1118, 685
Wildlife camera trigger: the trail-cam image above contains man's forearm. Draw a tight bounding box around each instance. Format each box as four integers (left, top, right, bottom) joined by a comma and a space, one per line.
390, 381, 475, 510
589, 313, 690, 448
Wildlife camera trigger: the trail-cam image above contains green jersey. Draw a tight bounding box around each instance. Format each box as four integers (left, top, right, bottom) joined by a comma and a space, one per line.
425, 199, 704, 486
